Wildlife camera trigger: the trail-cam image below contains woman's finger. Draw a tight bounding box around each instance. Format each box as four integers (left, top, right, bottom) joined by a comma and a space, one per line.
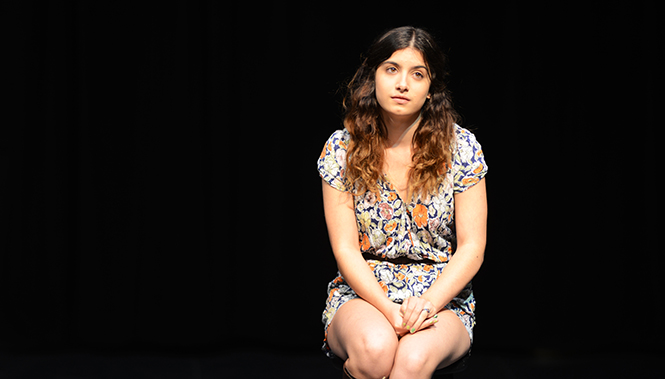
401, 297, 433, 333
407, 307, 430, 334
400, 297, 420, 329
417, 313, 439, 332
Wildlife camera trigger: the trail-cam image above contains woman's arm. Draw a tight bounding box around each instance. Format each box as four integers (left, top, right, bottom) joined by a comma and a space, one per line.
322, 180, 399, 320
401, 178, 487, 331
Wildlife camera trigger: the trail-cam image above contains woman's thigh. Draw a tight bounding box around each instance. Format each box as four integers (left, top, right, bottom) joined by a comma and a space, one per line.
326, 298, 399, 361
392, 310, 471, 377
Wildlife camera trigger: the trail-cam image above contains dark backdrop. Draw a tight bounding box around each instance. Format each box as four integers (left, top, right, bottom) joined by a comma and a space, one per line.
3, 1, 661, 356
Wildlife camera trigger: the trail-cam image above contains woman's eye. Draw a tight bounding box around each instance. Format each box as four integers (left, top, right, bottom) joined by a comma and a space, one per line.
413, 71, 425, 79
386, 66, 397, 73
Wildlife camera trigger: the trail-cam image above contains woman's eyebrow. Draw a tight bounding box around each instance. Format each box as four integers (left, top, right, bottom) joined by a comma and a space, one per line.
382, 60, 429, 71
382, 60, 400, 67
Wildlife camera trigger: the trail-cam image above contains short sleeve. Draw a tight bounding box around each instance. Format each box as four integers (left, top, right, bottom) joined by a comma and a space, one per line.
452, 125, 488, 193
317, 129, 350, 192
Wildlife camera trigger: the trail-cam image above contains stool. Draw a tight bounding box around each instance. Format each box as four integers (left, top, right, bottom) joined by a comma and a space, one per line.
330, 351, 470, 378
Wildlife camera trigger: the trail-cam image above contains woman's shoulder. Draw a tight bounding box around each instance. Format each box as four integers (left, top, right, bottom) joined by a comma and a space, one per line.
318, 129, 351, 192
327, 128, 351, 146
452, 124, 484, 156
320, 128, 351, 156
450, 124, 487, 192
453, 124, 479, 145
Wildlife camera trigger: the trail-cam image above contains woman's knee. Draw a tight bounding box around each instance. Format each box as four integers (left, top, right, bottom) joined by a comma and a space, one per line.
346, 328, 397, 378
393, 343, 437, 376
395, 349, 438, 378
392, 322, 470, 377
392, 334, 456, 376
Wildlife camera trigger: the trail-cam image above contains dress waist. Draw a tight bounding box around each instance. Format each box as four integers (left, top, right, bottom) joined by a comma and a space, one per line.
362, 252, 437, 265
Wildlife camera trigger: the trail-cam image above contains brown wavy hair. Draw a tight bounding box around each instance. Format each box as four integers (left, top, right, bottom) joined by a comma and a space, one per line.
343, 26, 460, 199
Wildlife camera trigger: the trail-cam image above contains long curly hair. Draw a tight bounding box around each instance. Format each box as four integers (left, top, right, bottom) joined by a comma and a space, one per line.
343, 26, 460, 199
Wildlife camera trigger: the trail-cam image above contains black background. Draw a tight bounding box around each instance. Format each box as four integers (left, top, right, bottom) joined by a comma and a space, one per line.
3, 0, 661, 358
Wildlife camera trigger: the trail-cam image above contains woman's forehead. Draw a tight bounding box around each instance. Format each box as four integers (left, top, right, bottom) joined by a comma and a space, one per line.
383, 47, 426, 67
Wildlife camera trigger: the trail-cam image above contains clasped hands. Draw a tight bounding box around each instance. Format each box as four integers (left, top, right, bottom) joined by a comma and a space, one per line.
390, 296, 439, 337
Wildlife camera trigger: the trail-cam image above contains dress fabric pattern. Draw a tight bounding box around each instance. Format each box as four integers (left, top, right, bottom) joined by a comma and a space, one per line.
317, 124, 487, 358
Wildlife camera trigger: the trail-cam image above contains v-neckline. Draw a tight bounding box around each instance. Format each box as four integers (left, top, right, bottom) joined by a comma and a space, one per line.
382, 173, 411, 207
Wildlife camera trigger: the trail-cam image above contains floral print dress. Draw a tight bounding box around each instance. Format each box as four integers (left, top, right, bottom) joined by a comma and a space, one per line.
317, 124, 488, 358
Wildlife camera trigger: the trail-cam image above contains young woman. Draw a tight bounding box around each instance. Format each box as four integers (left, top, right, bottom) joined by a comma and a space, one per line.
317, 27, 488, 379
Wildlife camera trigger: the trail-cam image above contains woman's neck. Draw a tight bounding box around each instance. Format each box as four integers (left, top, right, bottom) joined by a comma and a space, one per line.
383, 112, 421, 148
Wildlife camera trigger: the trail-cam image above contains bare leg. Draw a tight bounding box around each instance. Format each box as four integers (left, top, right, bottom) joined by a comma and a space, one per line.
390, 309, 471, 379
327, 298, 399, 379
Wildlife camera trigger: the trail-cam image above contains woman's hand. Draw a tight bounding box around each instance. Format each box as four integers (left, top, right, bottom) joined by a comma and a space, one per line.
399, 296, 438, 334
382, 302, 409, 337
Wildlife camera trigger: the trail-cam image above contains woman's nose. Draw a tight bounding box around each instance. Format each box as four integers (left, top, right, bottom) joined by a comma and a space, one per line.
396, 74, 408, 92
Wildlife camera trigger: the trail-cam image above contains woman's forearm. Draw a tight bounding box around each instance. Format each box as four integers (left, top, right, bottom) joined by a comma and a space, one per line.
422, 179, 487, 312
334, 248, 395, 315
420, 244, 484, 312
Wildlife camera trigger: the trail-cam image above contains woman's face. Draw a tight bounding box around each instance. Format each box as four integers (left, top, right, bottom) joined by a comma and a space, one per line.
375, 47, 431, 119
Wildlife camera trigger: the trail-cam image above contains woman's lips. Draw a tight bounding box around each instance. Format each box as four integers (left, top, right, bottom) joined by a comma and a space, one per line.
391, 96, 410, 104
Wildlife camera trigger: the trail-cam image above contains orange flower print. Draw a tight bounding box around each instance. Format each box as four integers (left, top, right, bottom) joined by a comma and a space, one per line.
379, 281, 389, 294
386, 192, 398, 202
462, 177, 479, 186
412, 204, 428, 228
360, 233, 371, 251
327, 288, 338, 301
383, 220, 397, 233
472, 163, 484, 174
